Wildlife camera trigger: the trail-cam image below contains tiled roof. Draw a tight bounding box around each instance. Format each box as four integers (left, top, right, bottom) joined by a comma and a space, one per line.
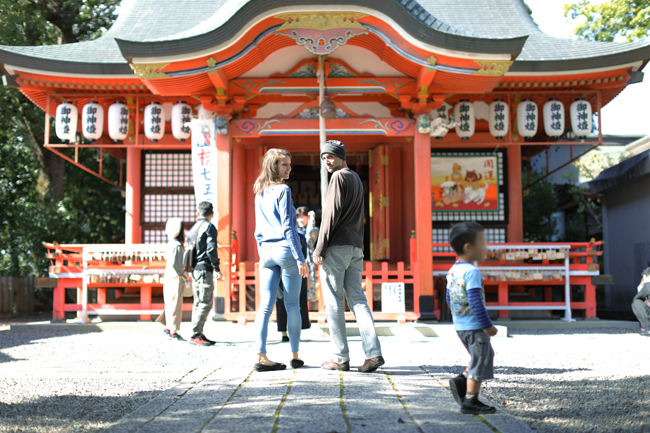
1, 0, 649, 75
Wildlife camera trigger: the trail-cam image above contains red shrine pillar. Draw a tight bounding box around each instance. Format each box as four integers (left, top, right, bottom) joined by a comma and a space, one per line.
507, 145, 524, 242
232, 145, 246, 261
125, 147, 141, 244
413, 128, 435, 319
214, 128, 232, 317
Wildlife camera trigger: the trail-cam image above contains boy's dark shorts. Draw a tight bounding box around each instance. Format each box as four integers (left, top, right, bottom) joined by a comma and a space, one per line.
457, 329, 494, 381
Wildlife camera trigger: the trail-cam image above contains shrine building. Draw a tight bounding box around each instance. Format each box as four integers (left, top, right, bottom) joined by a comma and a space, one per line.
2, 0, 648, 322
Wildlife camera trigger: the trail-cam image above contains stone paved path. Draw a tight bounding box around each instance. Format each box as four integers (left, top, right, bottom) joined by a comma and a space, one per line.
103, 338, 532, 433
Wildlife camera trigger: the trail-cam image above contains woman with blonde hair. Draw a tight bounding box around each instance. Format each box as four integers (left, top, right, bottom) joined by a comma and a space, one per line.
254, 148, 308, 371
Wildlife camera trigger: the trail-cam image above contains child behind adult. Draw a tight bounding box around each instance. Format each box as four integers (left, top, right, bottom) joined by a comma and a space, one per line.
446, 221, 498, 415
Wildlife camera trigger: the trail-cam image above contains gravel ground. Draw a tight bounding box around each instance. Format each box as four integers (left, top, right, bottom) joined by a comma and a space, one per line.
410, 326, 650, 433
0, 325, 251, 433
1, 323, 649, 433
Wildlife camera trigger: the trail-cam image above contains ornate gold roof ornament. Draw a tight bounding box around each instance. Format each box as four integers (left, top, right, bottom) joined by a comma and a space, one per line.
129, 63, 171, 79
206, 57, 217, 68
427, 55, 438, 66
274, 12, 368, 55
275, 12, 367, 31
473, 60, 514, 76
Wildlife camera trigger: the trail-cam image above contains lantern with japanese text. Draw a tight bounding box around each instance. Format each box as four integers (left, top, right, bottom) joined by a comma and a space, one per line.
144, 102, 165, 142
108, 101, 129, 142
171, 101, 192, 141
55, 101, 78, 143
517, 99, 538, 140
454, 100, 475, 140
488, 99, 509, 139
543, 99, 565, 138
81, 101, 104, 141
430, 102, 454, 139
570, 98, 592, 138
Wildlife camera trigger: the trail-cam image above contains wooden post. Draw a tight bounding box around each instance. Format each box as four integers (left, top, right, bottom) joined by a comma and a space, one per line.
140, 285, 152, 320
125, 147, 141, 244
498, 283, 509, 319
215, 129, 232, 316
76, 287, 83, 320
507, 145, 523, 242
413, 128, 435, 319
97, 288, 107, 305
232, 145, 246, 261
52, 280, 65, 321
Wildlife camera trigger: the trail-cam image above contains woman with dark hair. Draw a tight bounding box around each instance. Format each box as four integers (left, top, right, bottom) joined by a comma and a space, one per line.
156, 217, 187, 341
276, 206, 312, 341
254, 148, 308, 371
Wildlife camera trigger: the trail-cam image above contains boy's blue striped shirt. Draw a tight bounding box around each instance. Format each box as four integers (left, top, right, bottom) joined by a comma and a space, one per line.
446, 262, 492, 330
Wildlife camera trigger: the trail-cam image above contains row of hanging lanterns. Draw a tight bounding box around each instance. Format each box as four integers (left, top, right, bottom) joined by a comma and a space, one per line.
54, 101, 196, 143
429, 98, 592, 141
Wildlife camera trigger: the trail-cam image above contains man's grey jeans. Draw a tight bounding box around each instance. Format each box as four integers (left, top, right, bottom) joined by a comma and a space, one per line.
191, 270, 213, 335
321, 245, 382, 363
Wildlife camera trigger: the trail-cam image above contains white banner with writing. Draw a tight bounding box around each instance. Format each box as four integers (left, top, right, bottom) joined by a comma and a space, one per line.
187, 117, 218, 209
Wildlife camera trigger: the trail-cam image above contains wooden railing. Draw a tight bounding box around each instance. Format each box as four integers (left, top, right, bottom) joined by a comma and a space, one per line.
44, 238, 602, 322
226, 260, 420, 322
431, 241, 603, 320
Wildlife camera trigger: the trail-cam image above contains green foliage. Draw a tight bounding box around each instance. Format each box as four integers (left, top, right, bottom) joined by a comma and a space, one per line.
0, 1, 123, 277
564, 0, 650, 42
523, 170, 558, 242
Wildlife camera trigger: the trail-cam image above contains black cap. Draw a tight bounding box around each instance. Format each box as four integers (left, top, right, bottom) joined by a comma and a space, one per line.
320, 140, 346, 161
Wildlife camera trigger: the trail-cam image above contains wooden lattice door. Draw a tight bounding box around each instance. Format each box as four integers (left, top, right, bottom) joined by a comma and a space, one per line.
369, 144, 390, 260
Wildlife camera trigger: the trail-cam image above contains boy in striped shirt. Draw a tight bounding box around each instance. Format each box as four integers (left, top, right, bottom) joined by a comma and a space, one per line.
446, 221, 498, 415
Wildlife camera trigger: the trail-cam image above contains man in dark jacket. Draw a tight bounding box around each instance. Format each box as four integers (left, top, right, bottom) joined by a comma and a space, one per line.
187, 201, 222, 346
632, 268, 650, 337
314, 140, 384, 373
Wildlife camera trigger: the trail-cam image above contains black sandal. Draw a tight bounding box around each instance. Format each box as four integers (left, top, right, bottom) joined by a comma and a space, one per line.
254, 362, 287, 372
290, 359, 304, 369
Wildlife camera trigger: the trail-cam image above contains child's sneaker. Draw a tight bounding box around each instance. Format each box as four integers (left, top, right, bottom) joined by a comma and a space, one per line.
461, 396, 497, 414
449, 375, 467, 407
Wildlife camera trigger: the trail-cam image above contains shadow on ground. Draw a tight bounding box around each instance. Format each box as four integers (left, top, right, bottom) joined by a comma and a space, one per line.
484, 374, 650, 432
0, 327, 100, 363
0, 392, 159, 433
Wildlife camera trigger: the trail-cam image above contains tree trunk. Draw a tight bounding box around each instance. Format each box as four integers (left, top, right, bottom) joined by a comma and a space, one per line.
43, 151, 65, 202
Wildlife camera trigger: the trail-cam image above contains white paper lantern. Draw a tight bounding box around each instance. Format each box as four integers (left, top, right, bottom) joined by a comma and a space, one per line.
517, 99, 538, 139
108, 102, 129, 142
488, 99, 509, 139
171, 101, 192, 142
543, 99, 565, 138
81, 101, 104, 141
570, 98, 592, 138
197, 103, 214, 119
144, 102, 165, 142
454, 100, 475, 140
430, 102, 453, 139
55, 101, 78, 143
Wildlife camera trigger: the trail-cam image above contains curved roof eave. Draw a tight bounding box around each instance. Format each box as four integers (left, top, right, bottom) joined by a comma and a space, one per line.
113, 0, 528, 59
0, 48, 133, 76
509, 43, 650, 73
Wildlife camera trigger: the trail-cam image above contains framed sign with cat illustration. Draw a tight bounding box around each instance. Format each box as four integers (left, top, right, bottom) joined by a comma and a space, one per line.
431, 155, 500, 211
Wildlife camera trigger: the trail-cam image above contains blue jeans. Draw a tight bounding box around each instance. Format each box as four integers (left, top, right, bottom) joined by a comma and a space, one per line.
256, 244, 302, 354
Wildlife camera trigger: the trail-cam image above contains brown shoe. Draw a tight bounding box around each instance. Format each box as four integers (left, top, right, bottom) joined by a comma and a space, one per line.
358, 356, 385, 373
321, 359, 350, 371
